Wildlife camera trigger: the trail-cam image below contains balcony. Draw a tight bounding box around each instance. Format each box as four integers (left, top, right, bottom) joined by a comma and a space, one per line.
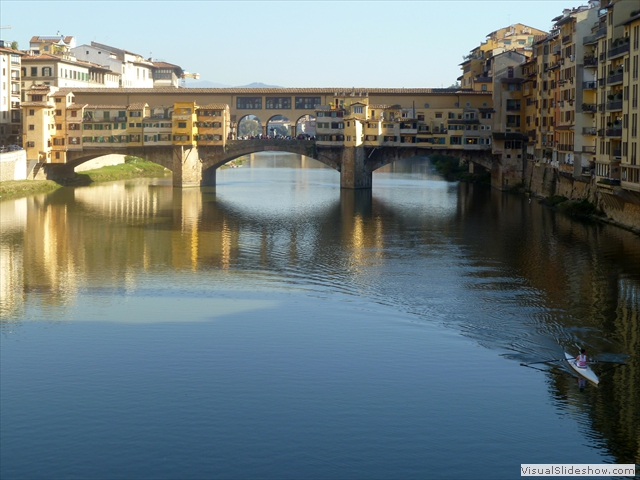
606, 128, 622, 137
598, 178, 621, 187
583, 81, 597, 90
608, 42, 629, 60
582, 127, 597, 135
612, 149, 621, 158
599, 52, 606, 62
562, 34, 572, 44
558, 144, 574, 151
582, 145, 596, 153
606, 100, 622, 111
607, 73, 623, 85
582, 103, 597, 113
598, 78, 606, 87
583, 56, 598, 67
584, 26, 607, 45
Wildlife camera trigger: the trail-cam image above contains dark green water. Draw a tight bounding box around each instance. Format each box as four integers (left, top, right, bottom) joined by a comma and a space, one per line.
1, 154, 638, 479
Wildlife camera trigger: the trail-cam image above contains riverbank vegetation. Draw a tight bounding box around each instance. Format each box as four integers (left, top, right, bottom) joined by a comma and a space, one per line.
0, 156, 168, 200
0, 179, 61, 199
429, 154, 490, 183
542, 195, 601, 218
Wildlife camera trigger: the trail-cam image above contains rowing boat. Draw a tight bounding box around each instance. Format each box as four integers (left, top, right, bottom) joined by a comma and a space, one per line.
564, 352, 599, 385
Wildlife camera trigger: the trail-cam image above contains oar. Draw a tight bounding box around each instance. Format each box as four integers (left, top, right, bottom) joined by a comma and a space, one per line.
590, 360, 627, 365
520, 358, 566, 366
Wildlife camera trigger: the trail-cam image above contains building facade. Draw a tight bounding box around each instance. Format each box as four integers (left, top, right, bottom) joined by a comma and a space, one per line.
0, 40, 23, 145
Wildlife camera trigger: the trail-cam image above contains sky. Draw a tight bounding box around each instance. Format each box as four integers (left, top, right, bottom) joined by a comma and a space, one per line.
1, 0, 592, 88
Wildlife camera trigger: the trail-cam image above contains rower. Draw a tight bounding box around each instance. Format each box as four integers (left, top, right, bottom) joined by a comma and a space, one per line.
576, 349, 588, 368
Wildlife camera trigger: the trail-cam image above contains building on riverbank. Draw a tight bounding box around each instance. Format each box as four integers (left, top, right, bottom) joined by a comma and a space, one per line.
0, 40, 24, 146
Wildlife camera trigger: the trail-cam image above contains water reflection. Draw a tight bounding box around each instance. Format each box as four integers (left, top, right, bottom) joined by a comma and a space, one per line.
0, 155, 638, 466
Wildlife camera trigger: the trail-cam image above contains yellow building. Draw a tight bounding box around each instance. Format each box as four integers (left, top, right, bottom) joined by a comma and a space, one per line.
172, 102, 197, 147
22, 85, 56, 163
195, 104, 230, 146
592, 0, 637, 190
617, 8, 640, 192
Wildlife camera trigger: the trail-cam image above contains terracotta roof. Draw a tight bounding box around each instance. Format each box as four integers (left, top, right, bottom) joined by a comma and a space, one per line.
21, 53, 106, 70
85, 104, 128, 109
67, 104, 88, 110
197, 104, 229, 110
56, 87, 491, 95
51, 91, 72, 97
153, 61, 182, 70
21, 101, 53, 107
0, 46, 25, 56
30, 35, 74, 45
127, 103, 148, 110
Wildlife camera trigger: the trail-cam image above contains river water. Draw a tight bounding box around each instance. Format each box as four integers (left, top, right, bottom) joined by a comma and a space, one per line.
1, 153, 638, 479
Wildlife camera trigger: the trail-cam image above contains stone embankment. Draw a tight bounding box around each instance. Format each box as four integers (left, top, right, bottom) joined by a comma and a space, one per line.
525, 162, 640, 234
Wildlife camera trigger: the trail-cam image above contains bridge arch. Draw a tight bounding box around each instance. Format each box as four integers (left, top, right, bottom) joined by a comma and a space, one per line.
295, 114, 316, 138
199, 140, 341, 173
237, 115, 263, 138
265, 115, 291, 138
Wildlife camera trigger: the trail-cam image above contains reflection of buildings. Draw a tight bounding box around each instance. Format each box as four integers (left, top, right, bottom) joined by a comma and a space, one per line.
0, 198, 27, 318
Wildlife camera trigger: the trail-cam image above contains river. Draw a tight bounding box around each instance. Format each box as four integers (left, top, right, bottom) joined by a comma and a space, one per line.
1, 153, 638, 479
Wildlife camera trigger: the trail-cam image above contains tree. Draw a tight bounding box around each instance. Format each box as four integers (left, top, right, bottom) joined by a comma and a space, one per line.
10, 41, 18, 50
238, 119, 261, 137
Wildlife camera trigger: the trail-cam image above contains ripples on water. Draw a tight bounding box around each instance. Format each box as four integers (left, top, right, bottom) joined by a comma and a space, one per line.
1, 153, 638, 478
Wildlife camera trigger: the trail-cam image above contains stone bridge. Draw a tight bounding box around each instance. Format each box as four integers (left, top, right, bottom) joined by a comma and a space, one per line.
53, 140, 500, 189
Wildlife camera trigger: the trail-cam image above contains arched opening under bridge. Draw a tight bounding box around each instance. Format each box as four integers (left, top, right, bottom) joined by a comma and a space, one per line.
266, 115, 291, 139
237, 115, 263, 139
295, 115, 316, 139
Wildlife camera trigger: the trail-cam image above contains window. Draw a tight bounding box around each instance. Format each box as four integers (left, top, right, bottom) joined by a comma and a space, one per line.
28, 124, 34, 130
435, 112, 443, 118
237, 97, 262, 109
178, 122, 187, 128
55, 109, 62, 116
506, 115, 521, 127
265, 97, 291, 109
28, 109, 35, 116
71, 111, 77, 117
31, 67, 37, 76
295, 97, 321, 109
353, 106, 364, 114
129, 111, 142, 117
506, 100, 521, 111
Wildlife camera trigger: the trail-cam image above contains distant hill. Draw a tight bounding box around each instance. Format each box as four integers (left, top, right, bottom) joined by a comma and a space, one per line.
236, 82, 284, 88
185, 80, 284, 89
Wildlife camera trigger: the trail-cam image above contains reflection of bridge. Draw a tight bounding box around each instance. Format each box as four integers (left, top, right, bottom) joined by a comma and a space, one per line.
57, 139, 496, 189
